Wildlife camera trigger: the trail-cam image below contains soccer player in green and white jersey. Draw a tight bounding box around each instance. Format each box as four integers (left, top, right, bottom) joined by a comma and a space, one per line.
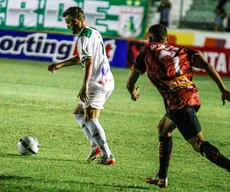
48, 7, 115, 165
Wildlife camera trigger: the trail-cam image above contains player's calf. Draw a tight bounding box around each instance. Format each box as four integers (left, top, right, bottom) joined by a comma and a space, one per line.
200, 141, 230, 172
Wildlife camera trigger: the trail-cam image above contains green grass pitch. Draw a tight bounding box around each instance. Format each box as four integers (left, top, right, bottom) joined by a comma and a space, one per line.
0, 58, 230, 192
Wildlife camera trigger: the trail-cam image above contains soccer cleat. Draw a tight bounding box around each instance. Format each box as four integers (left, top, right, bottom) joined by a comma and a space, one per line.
86, 146, 101, 162
146, 174, 168, 188
97, 155, 115, 165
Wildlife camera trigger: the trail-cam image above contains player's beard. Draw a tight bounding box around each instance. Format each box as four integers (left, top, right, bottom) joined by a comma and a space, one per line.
72, 24, 78, 35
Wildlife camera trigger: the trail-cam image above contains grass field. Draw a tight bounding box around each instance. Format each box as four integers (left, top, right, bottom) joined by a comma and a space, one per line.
0, 58, 230, 192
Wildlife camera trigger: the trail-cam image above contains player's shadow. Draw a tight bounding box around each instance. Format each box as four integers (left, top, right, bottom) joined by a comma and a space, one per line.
0, 152, 89, 164
0, 153, 21, 158
0, 154, 151, 190
0, 175, 31, 180
0, 174, 151, 191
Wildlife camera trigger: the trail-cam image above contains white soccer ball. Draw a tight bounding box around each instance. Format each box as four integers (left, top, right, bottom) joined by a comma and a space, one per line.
17, 136, 40, 155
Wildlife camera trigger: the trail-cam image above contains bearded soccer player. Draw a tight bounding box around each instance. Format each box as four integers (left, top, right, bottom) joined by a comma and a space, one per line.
126, 24, 230, 188
48, 7, 115, 165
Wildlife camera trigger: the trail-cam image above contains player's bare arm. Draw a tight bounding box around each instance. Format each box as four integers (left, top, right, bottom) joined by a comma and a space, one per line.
126, 70, 140, 101
77, 57, 93, 102
48, 55, 81, 74
192, 54, 230, 105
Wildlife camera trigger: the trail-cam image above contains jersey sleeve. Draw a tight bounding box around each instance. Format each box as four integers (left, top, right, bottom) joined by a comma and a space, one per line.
132, 51, 146, 74
77, 36, 92, 62
184, 47, 201, 66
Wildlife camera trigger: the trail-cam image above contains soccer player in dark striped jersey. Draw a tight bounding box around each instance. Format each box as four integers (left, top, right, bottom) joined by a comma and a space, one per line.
127, 24, 230, 188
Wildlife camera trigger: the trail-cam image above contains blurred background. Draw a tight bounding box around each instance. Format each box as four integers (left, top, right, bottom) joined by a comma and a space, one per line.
1, 0, 230, 76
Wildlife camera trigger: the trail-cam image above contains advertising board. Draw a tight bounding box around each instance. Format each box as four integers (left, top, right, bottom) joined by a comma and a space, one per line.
0, 0, 149, 39
0, 30, 128, 68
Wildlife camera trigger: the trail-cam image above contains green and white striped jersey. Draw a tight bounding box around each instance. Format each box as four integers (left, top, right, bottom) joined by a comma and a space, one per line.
77, 26, 114, 86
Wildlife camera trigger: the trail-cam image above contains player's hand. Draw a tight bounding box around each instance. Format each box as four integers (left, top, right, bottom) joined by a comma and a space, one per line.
222, 89, 230, 105
77, 85, 88, 102
131, 87, 140, 101
48, 64, 60, 74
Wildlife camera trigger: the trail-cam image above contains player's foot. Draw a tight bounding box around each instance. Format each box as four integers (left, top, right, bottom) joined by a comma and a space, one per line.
146, 174, 168, 188
97, 155, 115, 165
86, 146, 100, 162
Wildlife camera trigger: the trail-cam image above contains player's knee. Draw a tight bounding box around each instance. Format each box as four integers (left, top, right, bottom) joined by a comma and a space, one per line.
84, 113, 96, 122
190, 143, 200, 152
73, 108, 83, 114
188, 136, 204, 153
157, 123, 164, 135
157, 126, 171, 137
73, 103, 84, 114
84, 115, 91, 122
157, 118, 176, 137
159, 131, 171, 137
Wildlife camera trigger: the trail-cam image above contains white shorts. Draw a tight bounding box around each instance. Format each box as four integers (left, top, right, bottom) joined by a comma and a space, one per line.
79, 81, 114, 109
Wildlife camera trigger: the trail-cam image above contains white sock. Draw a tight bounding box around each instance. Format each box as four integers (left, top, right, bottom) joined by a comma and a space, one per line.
74, 114, 95, 147
85, 119, 113, 158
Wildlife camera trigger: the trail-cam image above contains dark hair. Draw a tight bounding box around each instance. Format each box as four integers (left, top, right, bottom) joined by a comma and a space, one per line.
62, 6, 85, 20
148, 24, 167, 42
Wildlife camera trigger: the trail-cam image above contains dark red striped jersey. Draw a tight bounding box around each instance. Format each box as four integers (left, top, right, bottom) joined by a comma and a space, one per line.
133, 42, 201, 110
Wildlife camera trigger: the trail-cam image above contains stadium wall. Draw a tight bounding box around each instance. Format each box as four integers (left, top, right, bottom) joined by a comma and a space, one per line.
0, 30, 128, 68
1, 0, 230, 76
1, 29, 230, 76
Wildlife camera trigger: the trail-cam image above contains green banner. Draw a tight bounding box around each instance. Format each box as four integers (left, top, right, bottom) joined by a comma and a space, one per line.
0, 0, 149, 39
